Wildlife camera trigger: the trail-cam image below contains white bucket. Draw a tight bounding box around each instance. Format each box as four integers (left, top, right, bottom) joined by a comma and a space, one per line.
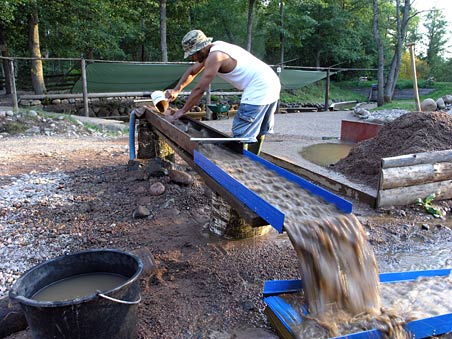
151, 90, 169, 113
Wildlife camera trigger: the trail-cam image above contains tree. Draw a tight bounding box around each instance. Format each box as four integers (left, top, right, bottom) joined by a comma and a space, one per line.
160, 0, 168, 62
246, 0, 256, 52
28, 0, 46, 94
372, 0, 415, 105
0, 0, 27, 94
423, 8, 448, 78
372, 0, 385, 106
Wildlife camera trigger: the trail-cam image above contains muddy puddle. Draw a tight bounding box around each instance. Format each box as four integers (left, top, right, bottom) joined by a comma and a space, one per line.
299, 142, 353, 167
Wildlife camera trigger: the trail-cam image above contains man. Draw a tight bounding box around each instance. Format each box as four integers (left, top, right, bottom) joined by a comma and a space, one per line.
164, 29, 281, 155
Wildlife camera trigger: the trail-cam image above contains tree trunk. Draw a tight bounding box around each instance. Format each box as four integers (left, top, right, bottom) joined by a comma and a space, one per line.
384, 0, 411, 102
245, 0, 256, 52
28, 3, 46, 95
160, 0, 168, 62
0, 25, 12, 94
372, 0, 385, 107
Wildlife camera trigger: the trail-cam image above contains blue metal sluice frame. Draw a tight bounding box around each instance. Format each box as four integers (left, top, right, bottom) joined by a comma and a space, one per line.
193, 149, 353, 233
263, 268, 452, 339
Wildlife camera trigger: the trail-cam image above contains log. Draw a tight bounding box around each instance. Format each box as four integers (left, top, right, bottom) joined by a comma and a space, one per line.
377, 179, 452, 207
380, 162, 452, 189
0, 296, 27, 338
381, 149, 452, 168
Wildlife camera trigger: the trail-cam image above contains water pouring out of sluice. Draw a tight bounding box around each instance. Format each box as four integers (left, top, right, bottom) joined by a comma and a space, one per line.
196, 145, 434, 338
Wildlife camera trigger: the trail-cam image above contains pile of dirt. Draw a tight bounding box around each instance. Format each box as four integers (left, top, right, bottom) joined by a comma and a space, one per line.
334, 111, 452, 188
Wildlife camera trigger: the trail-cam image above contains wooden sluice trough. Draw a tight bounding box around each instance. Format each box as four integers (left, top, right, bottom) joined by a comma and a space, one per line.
137, 109, 452, 211
137, 107, 352, 233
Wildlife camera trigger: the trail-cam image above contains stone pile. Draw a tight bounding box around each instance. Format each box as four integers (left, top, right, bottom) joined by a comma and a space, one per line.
421, 94, 452, 112
353, 94, 452, 124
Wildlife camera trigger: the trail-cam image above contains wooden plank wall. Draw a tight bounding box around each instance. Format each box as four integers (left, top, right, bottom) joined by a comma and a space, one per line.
377, 149, 452, 207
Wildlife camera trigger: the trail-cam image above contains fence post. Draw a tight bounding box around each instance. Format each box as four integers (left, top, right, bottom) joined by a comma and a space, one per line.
9, 59, 19, 112
81, 58, 89, 116
324, 68, 330, 111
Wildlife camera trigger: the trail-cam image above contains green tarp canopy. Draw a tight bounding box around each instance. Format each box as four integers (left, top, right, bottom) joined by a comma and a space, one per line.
71, 63, 327, 93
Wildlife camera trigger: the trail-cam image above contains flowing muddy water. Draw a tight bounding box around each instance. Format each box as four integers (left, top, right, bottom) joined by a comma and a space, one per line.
200, 144, 451, 338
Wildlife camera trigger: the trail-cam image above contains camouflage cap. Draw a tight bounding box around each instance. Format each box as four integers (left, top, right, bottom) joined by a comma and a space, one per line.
181, 30, 213, 59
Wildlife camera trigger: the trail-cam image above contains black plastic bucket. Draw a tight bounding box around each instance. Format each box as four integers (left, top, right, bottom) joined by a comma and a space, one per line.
9, 249, 143, 339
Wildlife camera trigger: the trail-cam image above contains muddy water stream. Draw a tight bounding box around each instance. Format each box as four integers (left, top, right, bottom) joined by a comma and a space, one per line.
200, 144, 452, 338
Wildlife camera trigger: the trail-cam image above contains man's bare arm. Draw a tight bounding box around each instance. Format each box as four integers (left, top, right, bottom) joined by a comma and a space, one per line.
166, 62, 205, 101
178, 52, 225, 113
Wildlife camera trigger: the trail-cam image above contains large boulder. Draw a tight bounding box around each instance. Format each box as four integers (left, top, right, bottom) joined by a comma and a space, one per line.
421, 98, 437, 112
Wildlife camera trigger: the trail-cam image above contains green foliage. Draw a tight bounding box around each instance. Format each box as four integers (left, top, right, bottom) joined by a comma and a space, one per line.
0, 120, 28, 134
417, 193, 446, 219
280, 81, 366, 103
2, 0, 451, 85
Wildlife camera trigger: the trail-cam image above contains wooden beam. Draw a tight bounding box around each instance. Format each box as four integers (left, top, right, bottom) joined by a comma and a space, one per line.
377, 180, 452, 207
381, 162, 452, 189
381, 150, 452, 168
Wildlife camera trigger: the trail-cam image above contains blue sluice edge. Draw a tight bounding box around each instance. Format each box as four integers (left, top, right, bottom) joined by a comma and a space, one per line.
194, 150, 285, 232
243, 150, 353, 214
263, 268, 452, 339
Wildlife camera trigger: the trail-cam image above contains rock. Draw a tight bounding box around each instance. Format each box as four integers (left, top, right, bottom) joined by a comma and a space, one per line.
145, 158, 171, 177
135, 184, 147, 194
168, 169, 194, 185
132, 205, 150, 219
25, 126, 41, 134
149, 182, 165, 196
353, 107, 370, 119
443, 95, 452, 104
421, 98, 437, 112
0, 296, 27, 338
436, 97, 446, 110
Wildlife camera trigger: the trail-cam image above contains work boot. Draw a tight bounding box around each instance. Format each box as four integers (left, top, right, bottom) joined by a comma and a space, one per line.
243, 135, 265, 155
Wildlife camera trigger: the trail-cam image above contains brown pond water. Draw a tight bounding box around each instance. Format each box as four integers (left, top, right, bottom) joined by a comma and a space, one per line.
299, 142, 353, 167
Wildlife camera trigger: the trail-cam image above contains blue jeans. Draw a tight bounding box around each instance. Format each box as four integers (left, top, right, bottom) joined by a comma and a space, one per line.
232, 101, 278, 142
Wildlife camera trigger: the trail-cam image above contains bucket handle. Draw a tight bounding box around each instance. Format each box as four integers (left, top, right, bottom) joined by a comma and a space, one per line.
97, 292, 141, 305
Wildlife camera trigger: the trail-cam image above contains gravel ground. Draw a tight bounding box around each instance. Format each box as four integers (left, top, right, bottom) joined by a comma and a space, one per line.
1, 107, 452, 339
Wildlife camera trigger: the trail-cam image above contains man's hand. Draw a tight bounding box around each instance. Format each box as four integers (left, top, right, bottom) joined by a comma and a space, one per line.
163, 108, 184, 123
165, 89, 179, 102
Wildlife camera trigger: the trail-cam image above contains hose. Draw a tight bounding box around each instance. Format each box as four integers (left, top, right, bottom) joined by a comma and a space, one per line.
129, 109, 136, 160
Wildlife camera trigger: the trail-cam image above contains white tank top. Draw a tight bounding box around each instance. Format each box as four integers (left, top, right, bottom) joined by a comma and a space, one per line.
210, 41, 280, 105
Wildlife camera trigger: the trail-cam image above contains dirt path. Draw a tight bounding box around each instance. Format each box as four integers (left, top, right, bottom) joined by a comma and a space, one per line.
1, 131, 452, 338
